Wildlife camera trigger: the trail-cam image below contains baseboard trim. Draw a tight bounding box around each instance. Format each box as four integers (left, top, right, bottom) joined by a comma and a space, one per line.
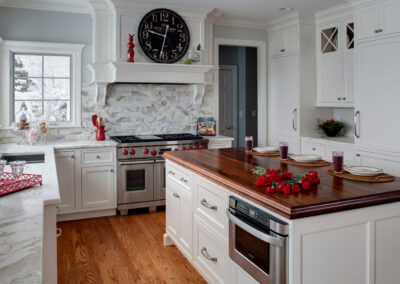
57, 208, 116, 222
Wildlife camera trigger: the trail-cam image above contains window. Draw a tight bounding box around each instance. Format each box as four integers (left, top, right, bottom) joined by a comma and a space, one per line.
13, 54, 72, 123
0, 40, 84, 128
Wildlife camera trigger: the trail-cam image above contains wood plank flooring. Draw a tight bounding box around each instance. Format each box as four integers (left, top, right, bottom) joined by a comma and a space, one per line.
57, 209, 206, 284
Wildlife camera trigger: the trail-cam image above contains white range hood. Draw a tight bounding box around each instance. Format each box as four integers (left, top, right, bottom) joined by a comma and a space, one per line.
86, 0, 219, 108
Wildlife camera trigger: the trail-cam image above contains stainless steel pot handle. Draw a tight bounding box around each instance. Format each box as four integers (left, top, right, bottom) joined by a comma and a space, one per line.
292, 108, 297, 131
354, 111, 360, 138
201, 198, 217, 211
201, 247, 217, 263
227, 209, 283, 247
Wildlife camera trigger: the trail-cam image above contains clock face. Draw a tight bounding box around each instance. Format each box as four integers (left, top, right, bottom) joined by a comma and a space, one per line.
138, 8, 190, 64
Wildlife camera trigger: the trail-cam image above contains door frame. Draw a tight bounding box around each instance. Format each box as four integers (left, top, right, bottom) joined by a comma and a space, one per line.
219, 65, 238, 146
214, 38, 268, 146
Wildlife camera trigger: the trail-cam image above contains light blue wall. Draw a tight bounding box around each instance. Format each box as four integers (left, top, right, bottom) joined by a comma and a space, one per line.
0, 7, 93, 83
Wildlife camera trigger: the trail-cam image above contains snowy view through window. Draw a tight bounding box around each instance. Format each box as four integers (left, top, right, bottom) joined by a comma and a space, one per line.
13, 54, 71, 123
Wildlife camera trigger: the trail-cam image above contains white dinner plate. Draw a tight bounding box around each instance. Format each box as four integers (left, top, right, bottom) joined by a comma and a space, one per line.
290, 154, 322, 162
344, 166, 383, 177
253, 147, 279, 153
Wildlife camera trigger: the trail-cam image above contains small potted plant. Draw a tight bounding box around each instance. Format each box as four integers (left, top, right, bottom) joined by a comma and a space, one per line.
317, 119, 345, 137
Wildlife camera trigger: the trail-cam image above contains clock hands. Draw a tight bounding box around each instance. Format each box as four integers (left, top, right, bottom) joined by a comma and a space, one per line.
147, 30, 165, 37
160, 24, 169, 59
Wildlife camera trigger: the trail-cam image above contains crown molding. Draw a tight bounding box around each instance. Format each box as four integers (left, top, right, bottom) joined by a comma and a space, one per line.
214, 17, 268, 30
205, 8, 222, 24
0, 0, 92, 14
344, 0, 378, 7
316, 2, 353, 21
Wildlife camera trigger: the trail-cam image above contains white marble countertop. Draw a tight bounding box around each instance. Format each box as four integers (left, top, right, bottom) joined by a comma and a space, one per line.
0, 139, 117, 283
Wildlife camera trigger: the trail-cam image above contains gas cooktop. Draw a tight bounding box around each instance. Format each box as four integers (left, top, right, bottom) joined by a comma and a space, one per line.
111, 133, 204, 144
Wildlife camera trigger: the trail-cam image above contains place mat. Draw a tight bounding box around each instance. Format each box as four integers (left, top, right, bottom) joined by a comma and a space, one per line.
281, 158, 330, 167
248, 150, 280, 157
327, 169, 395, 183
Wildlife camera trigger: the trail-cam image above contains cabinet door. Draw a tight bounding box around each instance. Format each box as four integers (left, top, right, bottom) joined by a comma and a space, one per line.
356, 4, 380, 40
230, 261, 258, 284
55, 151, 76, 214
166, 181, 180, 242
285, 26, 299, 55
356, 150, 400, 176
319, 23, 343, 104
81, 166, 115, 209
356, 37, 400, 152
179, 189, 193, 261
269, 30, 285, 58
269, 55, 299, 138
381, 0, 400, 36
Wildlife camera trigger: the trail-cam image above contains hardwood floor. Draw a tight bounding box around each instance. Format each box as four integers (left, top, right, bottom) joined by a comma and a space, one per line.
57, 209, 206, 284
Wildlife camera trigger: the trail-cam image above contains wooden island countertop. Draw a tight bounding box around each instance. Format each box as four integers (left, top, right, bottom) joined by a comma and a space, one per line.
163, 148, 400, 219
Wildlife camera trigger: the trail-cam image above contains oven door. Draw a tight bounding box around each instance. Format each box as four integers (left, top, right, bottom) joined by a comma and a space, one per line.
227, 208, 287, 284
117, 160, 154, 204
153, 159, 165, 200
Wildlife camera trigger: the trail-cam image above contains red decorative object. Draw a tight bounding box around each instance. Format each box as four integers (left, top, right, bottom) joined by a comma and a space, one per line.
127, 34, 135, 62
0, 172, 42, 197
252, 167, 320, 195
95, 125, 106, 141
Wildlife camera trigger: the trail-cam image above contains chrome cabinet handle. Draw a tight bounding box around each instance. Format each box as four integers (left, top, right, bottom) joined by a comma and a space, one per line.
96, 155, 101, 159
201, 247, 217, 263
342, 97, 346, 101
292, 108, 297, 131
173, 192, 180, 198
338, 97, 342, 100
225, 125, 232, 130
110, 169, 114, 173
70, 155, 75, 159
56, 228, 62, 237
201, 198, 217, 211
374, 28, 383, 33
180, 177, 188, 183
356, 153, 360, 157
280, 48, 286, 52
168, 170, 175, 176
312, 147, 316, 151
354, 111, 360, 138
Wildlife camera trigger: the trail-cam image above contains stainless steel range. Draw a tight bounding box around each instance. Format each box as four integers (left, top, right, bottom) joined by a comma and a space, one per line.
111, 133, 208, 215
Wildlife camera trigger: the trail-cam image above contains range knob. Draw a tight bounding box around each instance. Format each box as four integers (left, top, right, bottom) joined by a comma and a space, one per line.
130, 149, 136, 155
182, 147, 187, 151
144, 149, 149, 154
195, 146, 199, 150
201, 146, 206, 150
151, 150, 157, 156
188, 146, 193, 150
123, 149, 129, 155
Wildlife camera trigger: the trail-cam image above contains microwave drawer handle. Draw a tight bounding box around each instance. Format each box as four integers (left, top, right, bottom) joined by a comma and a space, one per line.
227, 209, 283, 247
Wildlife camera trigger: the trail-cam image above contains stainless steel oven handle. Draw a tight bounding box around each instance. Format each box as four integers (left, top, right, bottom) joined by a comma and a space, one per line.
118, 160, 155, 166
227, 209, 283, 248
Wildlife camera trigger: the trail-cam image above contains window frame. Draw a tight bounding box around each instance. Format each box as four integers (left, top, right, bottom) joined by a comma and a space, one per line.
0, 40, 84, 129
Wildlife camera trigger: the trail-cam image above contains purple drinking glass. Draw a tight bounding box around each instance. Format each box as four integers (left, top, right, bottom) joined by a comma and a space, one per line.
332, 151, 344, 173
245, 136, 253, 152
279, 142, 289, 160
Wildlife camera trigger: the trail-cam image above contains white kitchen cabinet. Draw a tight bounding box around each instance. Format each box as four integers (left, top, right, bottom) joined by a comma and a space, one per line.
165, 173, 193, 261
269, 25, 299, 58
193, 215, 229, 284
55, 151, 76, 214
207, 136, 234, 149
356, 0, 400, 41
316, 12, 355, 107
230, 261, 258, 284
355, 35, 400, 153
81, 166, 115, 209
55, 146, 117, 221
354, 150, 400, 176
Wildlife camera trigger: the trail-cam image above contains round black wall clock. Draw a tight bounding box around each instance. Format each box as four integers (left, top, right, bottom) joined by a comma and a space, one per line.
138, 8, 190, 64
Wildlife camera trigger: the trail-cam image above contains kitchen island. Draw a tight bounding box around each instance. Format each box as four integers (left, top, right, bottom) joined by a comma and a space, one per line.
163, 148, 400, 284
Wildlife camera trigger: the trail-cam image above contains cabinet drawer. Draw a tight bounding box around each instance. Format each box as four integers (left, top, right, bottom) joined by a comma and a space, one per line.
302, 141, 327, 156
81, 149, 114, 165
166, 163, 192, 191
194, 215, 229, 284
195, 177, 229, 239
208, 141, 232, 149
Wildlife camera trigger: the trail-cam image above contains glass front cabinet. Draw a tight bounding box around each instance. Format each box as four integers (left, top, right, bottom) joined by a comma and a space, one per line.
317, 15, 355, 107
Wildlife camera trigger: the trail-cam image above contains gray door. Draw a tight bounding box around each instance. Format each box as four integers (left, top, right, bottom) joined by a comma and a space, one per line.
219, 65, 238, 146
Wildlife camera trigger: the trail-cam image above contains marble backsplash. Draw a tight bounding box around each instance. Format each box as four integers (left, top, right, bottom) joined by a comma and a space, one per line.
0, 83, 215, 143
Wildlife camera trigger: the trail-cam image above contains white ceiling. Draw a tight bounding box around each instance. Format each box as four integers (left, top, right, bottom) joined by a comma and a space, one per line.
1, 0, 348, 26
143, 0, 347, 25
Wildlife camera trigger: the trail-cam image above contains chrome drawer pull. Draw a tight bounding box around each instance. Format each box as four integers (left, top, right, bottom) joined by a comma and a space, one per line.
168, 170, 175, 176
180, 177, 188, 183
96, 155, 101, 159
312, 147, 316, 151
201, 247, 217, 263
280, 48, 286, 52
201, 198, 217, 211
173, 193, 180, 198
